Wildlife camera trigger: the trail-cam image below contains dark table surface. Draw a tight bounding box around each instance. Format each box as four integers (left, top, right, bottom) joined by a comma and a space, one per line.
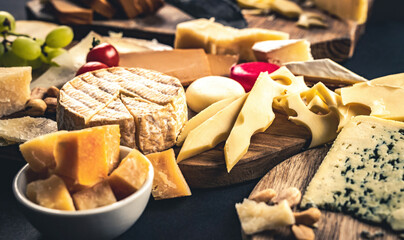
1, 0, 404, 239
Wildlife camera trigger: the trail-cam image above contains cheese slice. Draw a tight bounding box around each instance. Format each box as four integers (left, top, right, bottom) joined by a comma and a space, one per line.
314, 0, 368, 24
252, 39, 313, 65
176, 96, 239, 146
177, 94, 248, 163
302, 116, 404, 231
0, 67, 31, 118
146, 149, 191, 200
285, 59, 367, 86
341, 82, 404, 121
174, 18, 289, 62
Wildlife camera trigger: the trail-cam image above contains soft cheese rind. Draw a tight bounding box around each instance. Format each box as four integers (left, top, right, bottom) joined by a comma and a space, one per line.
302, 116, 404, 230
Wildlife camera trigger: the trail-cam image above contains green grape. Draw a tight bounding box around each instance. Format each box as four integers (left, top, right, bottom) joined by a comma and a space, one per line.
11, 37, 41, 60
27, 57, 43, 70
34, 38, 45, 46
39, 53, 49, 64
0, 51, 27, 67
47, 48, 67, 61
0, 11, 16, 33
0, 44, 4, 56
45, 26, 74, 48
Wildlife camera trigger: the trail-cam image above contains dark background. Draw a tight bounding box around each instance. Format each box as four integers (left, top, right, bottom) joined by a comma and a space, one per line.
1, 0, 404, 239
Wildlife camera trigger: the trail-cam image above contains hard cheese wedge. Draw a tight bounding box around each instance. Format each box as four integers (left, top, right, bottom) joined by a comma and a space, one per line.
108, 148, 149, 200
146, 149, 191, 200
26, 174, 75, 211
301, 116, 404, 231
314, 0, 368, 24
285, 59, 367, 86
252, 39, 313, 65
19, 131, 67, 173
176, 96, 239, 146
72, 180, 117, 210
224, 72, 284, 172
0, 67, 31, 118
177, 94, 248, 163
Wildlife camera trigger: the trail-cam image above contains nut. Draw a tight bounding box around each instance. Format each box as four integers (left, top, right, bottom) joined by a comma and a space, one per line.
44, 97, 57, 113
45, 86, 60, 98
30, 87, 47, 100
292, 225, 315, 240
272, 187, 301, 207
294, 208, 321, 226
25, 99, 47, 116
249, 188, 277, 203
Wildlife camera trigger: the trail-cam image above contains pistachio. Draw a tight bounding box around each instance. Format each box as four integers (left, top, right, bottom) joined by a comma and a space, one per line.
272, 187, 301, 207
25, 99, 47, 116
30, 87, 47, 100
44, 97, 57, 113
292, 224, 315, 240
45, 86, 60, 98
294, 208, 321, 226
249, 188, 277, 203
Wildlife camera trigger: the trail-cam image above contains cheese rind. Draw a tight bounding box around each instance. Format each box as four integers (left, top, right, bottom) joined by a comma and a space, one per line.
301, 116, 404, 230
0, 67, 31, 118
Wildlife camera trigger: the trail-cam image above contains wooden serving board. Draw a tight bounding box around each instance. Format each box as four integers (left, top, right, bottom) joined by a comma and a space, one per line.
246, 147, 398, 240
26, 0, 373, 61
176, 113, 311, 188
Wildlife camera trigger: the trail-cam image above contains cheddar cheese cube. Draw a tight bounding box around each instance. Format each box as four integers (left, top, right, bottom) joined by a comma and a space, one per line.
72, 181, 117, 210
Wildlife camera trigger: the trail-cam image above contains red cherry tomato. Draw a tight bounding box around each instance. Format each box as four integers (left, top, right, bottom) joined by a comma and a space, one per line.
86, 43, 119, 67
230, 62, 280, 92
76, 61, 109, 76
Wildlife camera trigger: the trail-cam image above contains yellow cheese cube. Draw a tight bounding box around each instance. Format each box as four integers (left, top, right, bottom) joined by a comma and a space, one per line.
26, 174, 75, 211
146, 149, 191, 200
19, 131, 67, 173
108, 149, 149, 200
72, 181, 117, 210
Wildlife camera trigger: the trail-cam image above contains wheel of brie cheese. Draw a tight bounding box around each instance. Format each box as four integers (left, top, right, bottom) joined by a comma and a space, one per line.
57, 67, 187, 154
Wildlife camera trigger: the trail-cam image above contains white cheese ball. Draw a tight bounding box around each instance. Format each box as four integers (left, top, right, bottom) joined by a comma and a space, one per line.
186, 76, 245, 112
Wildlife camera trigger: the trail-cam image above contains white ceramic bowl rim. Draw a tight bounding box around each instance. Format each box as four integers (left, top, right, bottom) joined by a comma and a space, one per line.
13, 148, 154, 217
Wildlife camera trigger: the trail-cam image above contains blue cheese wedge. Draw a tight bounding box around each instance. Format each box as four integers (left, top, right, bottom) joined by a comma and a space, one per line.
301, 116, 404, 231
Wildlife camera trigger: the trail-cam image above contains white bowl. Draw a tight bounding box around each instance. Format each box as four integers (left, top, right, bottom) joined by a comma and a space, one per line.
13, 146, 153, 240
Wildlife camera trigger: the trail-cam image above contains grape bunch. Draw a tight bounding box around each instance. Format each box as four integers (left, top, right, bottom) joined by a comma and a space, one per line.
0, 11, 74, 69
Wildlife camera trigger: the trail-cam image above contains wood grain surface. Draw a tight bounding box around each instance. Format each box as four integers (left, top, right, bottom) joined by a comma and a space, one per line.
246, 147, 399, 240
26, 0, 373, 61
177, 113, 311, 188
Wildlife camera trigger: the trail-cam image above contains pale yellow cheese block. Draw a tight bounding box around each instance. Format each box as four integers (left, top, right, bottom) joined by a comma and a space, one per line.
314, 0, 368, 24
0, 67, 31, 118
146, 149, 191, 200
252, 39, 313, 65
176, 96, 239, 146
177, 94, 248, 163
224, 72, 284, 172
72, 181, 117, 210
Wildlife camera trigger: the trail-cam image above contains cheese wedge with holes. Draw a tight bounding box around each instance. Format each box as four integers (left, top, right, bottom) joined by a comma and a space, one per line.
146, 149, 191, 200
177, 94, 248, 163
314, 0, 368, 24
0, 67, 31, 118
252, 39, 313, 65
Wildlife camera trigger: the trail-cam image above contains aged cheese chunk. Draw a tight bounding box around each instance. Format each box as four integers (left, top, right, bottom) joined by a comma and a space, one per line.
146, 149, 191, 200
225, 72, 284, 172
301, 116, 404, 230
177, 94, 248, 163
174, 18, 289, 62
26, 174, 75, 211
186, 76, 245, 113
0, 67, 31, 118
176, 96, 238, 146
236, 199, 295, 235
54, 125, 120, 187
341, 82, 404, 121
119, 49, 212, 86
57, 67, 187, 154
252, 39, 313, 65
72, 181, 117, 210
108, 149, 149, 200
285, 59, 367, 86
0, 117, 57, 146
314, 0, 368, 24
20, 131, 67, 173
50, 0, 93, 25
81, 0, 116, 19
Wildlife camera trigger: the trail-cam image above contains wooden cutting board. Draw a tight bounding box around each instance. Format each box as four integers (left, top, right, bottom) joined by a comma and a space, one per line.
176, 113, 311, 188
246, 147, 398, 240
26, 0, 373, 61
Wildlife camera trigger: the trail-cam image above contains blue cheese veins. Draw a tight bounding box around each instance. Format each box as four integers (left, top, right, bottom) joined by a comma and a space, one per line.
301, 116, 404, 231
